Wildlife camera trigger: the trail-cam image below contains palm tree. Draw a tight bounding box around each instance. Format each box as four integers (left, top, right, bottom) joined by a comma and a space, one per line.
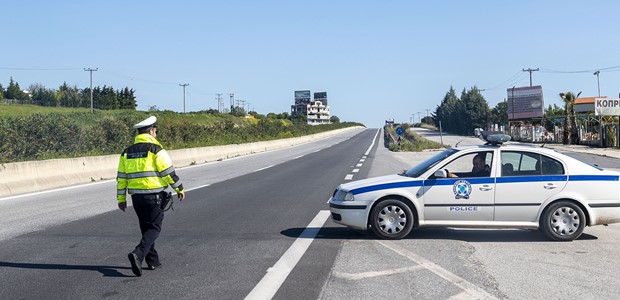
559, 91, 582, 145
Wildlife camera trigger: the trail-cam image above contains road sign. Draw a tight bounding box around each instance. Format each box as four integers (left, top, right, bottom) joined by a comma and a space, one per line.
396, 127, 404, 136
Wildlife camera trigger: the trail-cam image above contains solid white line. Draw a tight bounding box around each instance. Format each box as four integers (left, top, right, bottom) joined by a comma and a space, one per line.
344, 174, 354, 180
292, 155, 304, 160
378, 241, 497, 299
364, 129, 380, 156
352, 169, 359, 173
245, 210, 330, 300
0, 180, 112, 202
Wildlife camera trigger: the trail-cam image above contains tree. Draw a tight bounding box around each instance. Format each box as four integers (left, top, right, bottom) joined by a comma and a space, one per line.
490, 101, 508, 127
559, 91, 581, 145
230, 106, 247, 117
5, 77, 25, 100
461, 86, 489, 133
543, 104, 564, 131
330, 115, 340, 123
29, 83, 56, 106
117, 87, 137, 110
0, 83, 4, 100
434, 86, 459, 133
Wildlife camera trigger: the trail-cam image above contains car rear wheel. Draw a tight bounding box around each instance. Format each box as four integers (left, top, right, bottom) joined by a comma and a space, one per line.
370, 199, 414, 240
541, 201, 586, 241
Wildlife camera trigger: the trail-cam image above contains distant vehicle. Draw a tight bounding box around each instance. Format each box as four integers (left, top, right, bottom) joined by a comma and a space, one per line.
329, 133, 620, 241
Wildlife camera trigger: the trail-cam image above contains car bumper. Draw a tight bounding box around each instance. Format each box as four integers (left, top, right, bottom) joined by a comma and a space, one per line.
329, 200, 369, 230
589, 206, 620, 226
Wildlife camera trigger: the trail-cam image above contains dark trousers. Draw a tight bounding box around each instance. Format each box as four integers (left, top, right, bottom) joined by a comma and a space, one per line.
131, 193, 164, 266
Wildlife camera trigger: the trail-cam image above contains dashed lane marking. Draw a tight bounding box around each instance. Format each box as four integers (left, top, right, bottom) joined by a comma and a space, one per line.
352, 169, 359, 173
344, 174, 354, 180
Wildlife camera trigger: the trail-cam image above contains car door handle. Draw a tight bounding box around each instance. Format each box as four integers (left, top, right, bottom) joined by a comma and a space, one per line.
479, 185, 493, 191
544, 183, 557, 189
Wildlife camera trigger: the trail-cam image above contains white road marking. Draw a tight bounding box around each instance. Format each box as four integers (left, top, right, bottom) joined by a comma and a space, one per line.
245, 210, 330, 300
356, 163, 363, 167
352, 169, 359, 173
186, 184, 211, 191
344, 174, 354, 180
0, 180, 111, 202
359, 159, 365, 162
378, 241, 497, 299
364, 129, 380, 156
255, 165, 274, 172
332, 266, 423, 281
292, 155, 304, 159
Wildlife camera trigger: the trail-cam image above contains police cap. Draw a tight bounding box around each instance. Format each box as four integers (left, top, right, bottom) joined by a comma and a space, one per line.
133, 116, 157, 129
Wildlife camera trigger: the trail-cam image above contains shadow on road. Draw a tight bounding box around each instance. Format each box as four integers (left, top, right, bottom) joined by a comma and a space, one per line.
0, 261, 132, 277
281, 227, 598, 242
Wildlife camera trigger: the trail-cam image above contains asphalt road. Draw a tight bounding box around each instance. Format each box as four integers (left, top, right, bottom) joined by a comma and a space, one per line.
0, 129, 373, 299
2, 127, 620, 300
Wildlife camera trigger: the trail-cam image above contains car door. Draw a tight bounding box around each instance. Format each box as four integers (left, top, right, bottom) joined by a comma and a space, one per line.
422, 150, 496, 221
495, 150, 568, 222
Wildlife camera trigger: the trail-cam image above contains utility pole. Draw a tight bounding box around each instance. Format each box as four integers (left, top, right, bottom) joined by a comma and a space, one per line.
593, 71, 601, 97
425, 109, 429, 117
84, 68, 98, 113
215, 93, 223, 112
522, 68, 539, 86
417, 112, 421, 123
228, 93, 234, 111
179, 83, 189, 113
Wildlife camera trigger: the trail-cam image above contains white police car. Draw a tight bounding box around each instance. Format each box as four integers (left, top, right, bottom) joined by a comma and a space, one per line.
329, 133, 620, 241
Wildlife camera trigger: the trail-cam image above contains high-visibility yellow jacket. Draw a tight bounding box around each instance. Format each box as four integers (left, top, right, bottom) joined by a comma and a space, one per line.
117, 134, 184, 203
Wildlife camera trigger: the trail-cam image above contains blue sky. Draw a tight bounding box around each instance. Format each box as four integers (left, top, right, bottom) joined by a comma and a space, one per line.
2, 0, 619, 127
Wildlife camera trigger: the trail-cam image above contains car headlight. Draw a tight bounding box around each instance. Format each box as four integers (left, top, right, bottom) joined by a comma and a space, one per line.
344, 192, 354, 201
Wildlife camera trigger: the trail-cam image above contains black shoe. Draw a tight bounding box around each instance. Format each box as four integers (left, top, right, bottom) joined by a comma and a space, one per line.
128, 253, 142, 277
146, 262, 161, 270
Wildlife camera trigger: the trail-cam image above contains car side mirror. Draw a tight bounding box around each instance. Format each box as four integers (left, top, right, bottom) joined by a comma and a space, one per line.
434, 169, 447, 178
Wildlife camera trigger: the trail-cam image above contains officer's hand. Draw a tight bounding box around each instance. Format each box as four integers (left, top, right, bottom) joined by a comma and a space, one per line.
178, 192, 186, 201
118, 202, 127, 211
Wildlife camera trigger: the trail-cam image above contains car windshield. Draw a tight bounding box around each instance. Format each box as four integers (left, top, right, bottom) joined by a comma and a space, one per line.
402, 148, 459, 177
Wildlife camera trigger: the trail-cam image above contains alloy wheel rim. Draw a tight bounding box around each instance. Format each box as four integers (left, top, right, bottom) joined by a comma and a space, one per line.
550, 206, 580, 236
378, 205, 406, 234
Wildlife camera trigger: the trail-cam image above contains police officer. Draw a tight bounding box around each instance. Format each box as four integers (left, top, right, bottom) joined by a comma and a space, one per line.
117, 116, 186, 277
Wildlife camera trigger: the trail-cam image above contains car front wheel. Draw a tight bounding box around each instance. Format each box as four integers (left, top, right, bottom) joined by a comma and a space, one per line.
541, 201, 586, 241
370, 199, 414, 240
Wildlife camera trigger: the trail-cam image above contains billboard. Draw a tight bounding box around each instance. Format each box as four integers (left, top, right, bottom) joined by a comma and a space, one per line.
507, 85, 544, 120
314, 92, 327, 104
294, 90, 311, 104
595, 98, 620, 115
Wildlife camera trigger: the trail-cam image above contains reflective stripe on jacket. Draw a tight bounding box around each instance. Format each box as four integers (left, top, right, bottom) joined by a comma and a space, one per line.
116, 133, 184, 203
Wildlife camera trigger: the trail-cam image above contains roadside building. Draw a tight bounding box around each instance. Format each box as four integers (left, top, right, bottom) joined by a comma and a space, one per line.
291, 90, 331, 125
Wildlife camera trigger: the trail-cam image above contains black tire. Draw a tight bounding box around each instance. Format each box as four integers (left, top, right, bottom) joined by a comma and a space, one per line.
541, 201, 586, 241
370, 199, 414, 240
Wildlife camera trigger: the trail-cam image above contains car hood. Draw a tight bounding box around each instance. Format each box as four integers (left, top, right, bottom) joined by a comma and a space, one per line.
338, 174, 418, 192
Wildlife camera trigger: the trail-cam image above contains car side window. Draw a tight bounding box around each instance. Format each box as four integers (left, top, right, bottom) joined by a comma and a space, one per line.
500, 151, 564, 176
440, 151, 493, 178
540, 155, 564, 175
